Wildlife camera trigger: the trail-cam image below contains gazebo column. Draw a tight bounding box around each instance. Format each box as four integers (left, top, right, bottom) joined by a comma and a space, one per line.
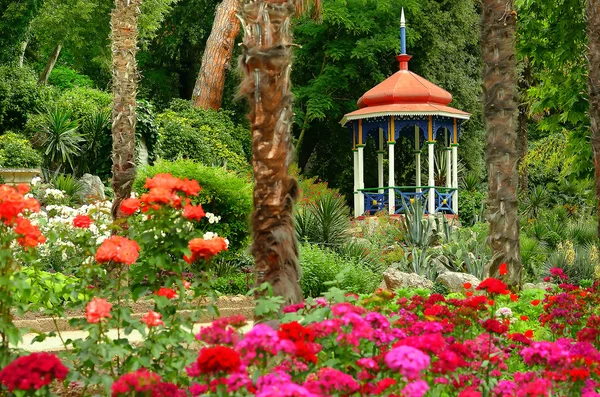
378, 128, 384, 193
353, 149, 359, 218
414, 125, 421, 193
446, 130, 452, 189
357, 145, 365, 215
388, 116, 395, 214
427, 116, 436, 214
452, 119, 459, 214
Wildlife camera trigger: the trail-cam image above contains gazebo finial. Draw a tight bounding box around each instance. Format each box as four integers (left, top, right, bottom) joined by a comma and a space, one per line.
400, 8, 406, 55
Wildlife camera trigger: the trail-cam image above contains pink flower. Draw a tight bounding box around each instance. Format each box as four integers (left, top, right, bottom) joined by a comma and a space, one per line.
85, 297, 112, 323
402, 380, 430, 397
385, 345, 430, 380
141, 311, 164, 328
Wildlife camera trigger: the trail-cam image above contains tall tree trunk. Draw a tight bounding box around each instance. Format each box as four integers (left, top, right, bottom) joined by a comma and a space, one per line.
588, 0, 600, 237
110, 0, 140, 220
238, 0, 303, 305
481, 0, 522, 285
18, 25, 31, 67
192, 0, 241, 110
38, 44, 62, 85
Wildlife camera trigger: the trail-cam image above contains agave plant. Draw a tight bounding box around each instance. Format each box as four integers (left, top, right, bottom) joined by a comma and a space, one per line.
52, 173, 85, 206
401, 198, 432, 249
38, 106, 84, 172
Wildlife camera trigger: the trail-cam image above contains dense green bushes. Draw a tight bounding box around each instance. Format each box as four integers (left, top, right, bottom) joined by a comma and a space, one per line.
47, 66, 95, 90
0, 65, 43, 132
0, 132, 41, 168
459, 190, 486, 226
156, 100, 251, 172
133, 159, 253, 251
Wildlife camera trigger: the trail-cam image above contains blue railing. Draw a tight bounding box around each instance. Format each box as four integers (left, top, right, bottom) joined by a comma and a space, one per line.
359, 187, 456, 215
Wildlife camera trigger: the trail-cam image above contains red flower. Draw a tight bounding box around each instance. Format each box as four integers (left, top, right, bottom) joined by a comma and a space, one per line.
520, 315, 529, 321
465, 291, 473, 297
531, 300, 541, 306
278, 321, 315, 342
524, 330, 534, 338
185, 237, 228, 263
196, 346, 241, 374
0, 185, 27, 222
120, 198, 141, 215
510, 293, 518, 302
481, 319, 508, 334
463, 282, 472, 290
179, 179, 201, 196
0, 352, 68, 392
183, 204, 205, 221
476, 278, 509, 295
141, 311, 164, 328
73, 214, 93, 228
95, 236, 140, 265
499, 263, 508, 275
155, 287, 177, 300
85, 297, 112, 323
14, 216, 46, 247
111, 369, 161, 396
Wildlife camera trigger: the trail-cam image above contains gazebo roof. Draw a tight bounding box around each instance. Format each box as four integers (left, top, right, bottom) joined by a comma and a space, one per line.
341, 14, 471, 126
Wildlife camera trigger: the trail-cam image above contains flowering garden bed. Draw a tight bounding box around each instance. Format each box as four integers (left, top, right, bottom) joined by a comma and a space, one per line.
2, 177, 600, 396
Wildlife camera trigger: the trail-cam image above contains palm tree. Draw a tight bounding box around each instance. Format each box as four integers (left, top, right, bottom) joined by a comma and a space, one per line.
238, 0, 320, 305
110, 0, 140, 219
588, 0, 600, 237
481, 0, 522, 285
192, 0, 241, 110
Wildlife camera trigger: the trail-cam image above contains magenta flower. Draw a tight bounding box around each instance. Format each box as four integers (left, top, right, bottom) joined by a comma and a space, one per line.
385, 345, 430, 380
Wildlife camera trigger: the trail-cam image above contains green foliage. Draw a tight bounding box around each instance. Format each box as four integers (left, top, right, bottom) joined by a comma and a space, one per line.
400, 199, 432, 249
212, 273, 252, 296
51, 174, 84, 205
295, 194, 350, 247
156, 101, 251, 172
48, 66, 94, 89
521, 133, 572, 188
36, 106, 83, 171
459, 190, 486, 226
53, 86, 112, 120
133, 160, 253, 251
299, 243, 381, 297
136, 99, 159, 164
0, 65, 43, 132
0, 132, 41, 168
17, 267, 84, 307
77, 108, 111, 177
521, 185, 549, 219
0, 0, 39, 63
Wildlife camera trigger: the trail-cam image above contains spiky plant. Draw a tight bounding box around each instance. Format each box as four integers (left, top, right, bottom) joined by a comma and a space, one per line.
238, 0, 320, 305
481, 0, 522, 285
110, 0, 141, 220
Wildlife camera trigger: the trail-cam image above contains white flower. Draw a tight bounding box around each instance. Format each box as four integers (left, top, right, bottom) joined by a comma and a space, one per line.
44, 189, 65, 199
205, 212, 221, 224
495, 307, 516, 322
31, 176, 42, 186
203, 231, 218, 240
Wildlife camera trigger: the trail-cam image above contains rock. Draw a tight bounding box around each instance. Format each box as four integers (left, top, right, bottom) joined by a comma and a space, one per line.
79, 174, 105, 202
383, 268, 434, 290
436, 272, 481, 293
431, 256, 450, 275
523, 282, 555, 291
377, 280, 387, 291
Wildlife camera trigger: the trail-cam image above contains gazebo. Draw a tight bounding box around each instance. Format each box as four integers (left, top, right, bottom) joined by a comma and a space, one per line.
340, 9, 471, 218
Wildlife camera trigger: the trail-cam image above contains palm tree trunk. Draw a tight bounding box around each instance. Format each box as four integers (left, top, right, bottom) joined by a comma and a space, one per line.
238, 0, 303, 305
192, 0, 240, 110
588, 0, 600, 238
110, 0, 140, 220
481, 0, 522, 285
38, 44, 62, 85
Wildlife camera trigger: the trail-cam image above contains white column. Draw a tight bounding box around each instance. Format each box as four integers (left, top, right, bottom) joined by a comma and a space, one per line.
388, 142, 395, 214
415, 126, 421, 192
428, 142, 435, 214
452, 145, 459, 214
353, 150, 359, 218
446, 131, 452, 189
358, 146, 365, 216
378, 129, 384, 193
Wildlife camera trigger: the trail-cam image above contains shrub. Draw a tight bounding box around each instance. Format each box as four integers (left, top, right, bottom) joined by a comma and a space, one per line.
133, 160, 252, 251
0, 132, 41, 168
459, 190, 486, 226
212, 273, 252, 295
0, 65, 43, 132
156, 101, 251, 172
295, 194, 350, 247
53, 86, 112, 120
299, 243, 381, 297
48, 66, 94, 90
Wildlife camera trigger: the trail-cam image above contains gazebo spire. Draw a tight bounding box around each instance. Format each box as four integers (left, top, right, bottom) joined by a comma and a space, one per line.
400, 8, 406, 55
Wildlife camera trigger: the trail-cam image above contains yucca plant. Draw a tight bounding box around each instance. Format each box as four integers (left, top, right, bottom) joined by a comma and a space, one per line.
38, 106, 84, 172
460, 172, 481, 192
77, 109, 111, 175
401, 198, 432, 249
522, 185, 549, 219
294, 194, 350, 247
52, 174, 84, 206
568, 220, 598, 247
520, 235, 547, 279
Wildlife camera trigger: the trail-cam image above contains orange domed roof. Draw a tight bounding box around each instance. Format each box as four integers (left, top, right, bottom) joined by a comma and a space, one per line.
357, 55, 452, 109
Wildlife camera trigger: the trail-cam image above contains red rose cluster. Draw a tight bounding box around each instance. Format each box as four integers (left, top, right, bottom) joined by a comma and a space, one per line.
73, 214, 93, 228
119, 173, 202, 216
476, 278, 509, 296
184, 237, 228, 263
0, 352, 68, 392
196, 346, 241, 374
278, 321, 319, 364
0, 184, 45, 248
95, 235, 140, 265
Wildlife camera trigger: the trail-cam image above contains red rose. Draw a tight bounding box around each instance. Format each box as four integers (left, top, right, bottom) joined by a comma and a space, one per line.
155, 287, 177, 300
481, 319, 508, 334
183, 204, 205, 221
499, 263, 508, 275
185, 237, 228, 263
85, 297, 112, 323
73, 214, 93, 228
111, 369, 161, 396
95, 236, 140, 265
120, 198, 141, 215
196, 346, 241, 374
0, 353, 68, 392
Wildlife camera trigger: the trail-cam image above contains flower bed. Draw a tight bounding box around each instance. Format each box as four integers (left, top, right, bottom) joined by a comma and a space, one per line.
2, 178, 600, 396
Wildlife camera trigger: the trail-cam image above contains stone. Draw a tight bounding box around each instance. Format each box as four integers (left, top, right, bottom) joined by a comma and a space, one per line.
79, 174, 105, 202
383, 268, 434, 290
523, 282, 556, 291
436, 272, 481, 293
